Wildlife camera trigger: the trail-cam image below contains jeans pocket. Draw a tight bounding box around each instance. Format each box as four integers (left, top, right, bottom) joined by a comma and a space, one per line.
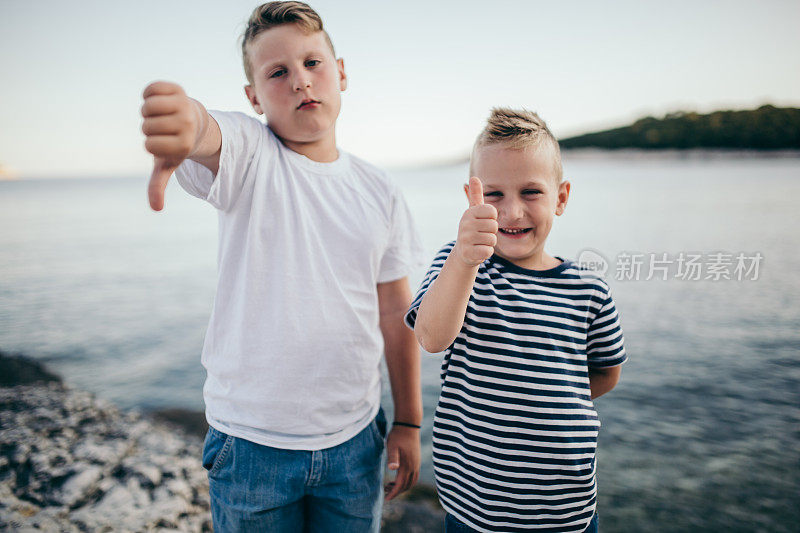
369, 407, 387, 450
202, 427, 234, 475
375, 406, 387, 440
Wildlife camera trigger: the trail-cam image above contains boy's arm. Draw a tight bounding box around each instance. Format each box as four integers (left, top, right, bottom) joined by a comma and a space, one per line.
586, 289, 626, 399
589, 365, 622, 399
414, 177, 498, 352
377, 277, 422, 501
141, 81, 222, 211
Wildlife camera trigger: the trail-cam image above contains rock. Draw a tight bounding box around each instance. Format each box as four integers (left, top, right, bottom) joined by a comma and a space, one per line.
0, 351, 61, 386
382, 499, 446, 532
127, 460, 162, 488
55, 464, 102, 507
73, 438, 130, 465
164, 478, 193, 502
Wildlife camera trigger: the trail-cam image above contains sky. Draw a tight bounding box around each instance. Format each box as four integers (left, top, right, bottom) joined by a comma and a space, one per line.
1, 0, 799, 177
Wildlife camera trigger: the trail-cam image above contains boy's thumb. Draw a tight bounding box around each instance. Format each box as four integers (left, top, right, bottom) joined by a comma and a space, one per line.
468, 176, 484, 207
387, 448, 400, 470
148, 158, 174, 211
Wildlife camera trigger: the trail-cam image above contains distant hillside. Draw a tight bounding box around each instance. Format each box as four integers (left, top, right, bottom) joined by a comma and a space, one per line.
560, 105, 800, 150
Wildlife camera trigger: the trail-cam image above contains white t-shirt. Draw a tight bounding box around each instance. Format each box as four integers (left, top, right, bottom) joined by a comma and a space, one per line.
174, 111, 423, 450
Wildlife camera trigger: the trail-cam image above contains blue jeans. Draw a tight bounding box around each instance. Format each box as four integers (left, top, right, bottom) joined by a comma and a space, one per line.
445, 511, 599, 532
203, 409, 386, 533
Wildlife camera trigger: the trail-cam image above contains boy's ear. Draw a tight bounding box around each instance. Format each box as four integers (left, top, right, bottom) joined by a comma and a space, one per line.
337, 58, 347, 91
555, 180, 571, 216
244, 85, 263, 115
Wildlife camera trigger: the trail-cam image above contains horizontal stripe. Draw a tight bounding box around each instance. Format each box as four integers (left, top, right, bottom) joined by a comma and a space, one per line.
464, 325, 585, 354
435, 467, 596, 501
437, 476, 595, 514
433, 432, 596, 467
471, 288, 605, 314
443, 363, 592, 400
437, 490, 595, 532
452, 337, 587, 365
435, 405, 600, 438
443, 358, 593, 396
434, 424, 597, 458
469, 302, 590, 329
439, 389, 597, 422
439, 375, 594, 410
433, 451, 596, 485
449, 344, 589, 375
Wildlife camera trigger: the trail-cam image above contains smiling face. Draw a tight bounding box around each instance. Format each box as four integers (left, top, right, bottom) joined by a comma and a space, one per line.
244, 24, 346, 157
470, 143, 571, 270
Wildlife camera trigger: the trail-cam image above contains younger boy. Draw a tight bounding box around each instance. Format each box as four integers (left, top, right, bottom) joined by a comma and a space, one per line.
405, 109, 626, 532
140, 2, 423, 531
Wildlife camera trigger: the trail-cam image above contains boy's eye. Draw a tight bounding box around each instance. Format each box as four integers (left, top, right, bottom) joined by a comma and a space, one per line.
305, 59, 321, 67
269, 68, 287, 78
522, 189, 542, 196
484, 191, 502, 198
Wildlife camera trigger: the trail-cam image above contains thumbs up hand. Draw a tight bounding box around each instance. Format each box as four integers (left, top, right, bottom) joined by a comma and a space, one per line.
141, 81, 201, 211
455, 176, 498, 266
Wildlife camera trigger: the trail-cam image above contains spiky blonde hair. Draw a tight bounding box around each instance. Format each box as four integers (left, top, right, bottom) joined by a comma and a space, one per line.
470, 107, 563, 182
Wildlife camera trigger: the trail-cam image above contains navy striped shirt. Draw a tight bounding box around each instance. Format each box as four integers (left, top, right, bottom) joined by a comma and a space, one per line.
405, 242, 626, 532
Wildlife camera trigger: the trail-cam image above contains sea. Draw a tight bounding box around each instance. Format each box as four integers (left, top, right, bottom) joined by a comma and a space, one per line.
2, 151, 799, 532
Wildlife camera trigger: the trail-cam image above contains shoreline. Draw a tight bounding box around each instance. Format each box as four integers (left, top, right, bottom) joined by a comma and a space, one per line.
560, 147, 800, 161
3, 148, 799, 181
0, 351, 443, 531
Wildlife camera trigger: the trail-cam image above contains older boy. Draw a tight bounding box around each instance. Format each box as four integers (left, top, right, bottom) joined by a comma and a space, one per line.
405, 108, 626, 532
140, 2, 423, 531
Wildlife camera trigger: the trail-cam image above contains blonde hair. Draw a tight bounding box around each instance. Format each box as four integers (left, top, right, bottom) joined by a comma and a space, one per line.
470, 107, 563, 182
241, 1, 336, 84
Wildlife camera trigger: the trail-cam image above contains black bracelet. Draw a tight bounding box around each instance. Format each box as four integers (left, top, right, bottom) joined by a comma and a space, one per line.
393, 421, 421, 429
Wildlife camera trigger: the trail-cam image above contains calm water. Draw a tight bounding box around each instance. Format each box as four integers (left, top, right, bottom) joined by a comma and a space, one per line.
2, 153, 799, 532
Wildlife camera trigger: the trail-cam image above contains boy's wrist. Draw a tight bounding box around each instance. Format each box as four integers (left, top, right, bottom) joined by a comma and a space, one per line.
393, 421, 421, 429
188, 98, 208, 157
451, 243, 484, 269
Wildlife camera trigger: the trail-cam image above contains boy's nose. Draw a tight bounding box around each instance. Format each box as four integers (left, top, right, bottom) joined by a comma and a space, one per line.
502, 200, 525, 221
293, 78, 312, 92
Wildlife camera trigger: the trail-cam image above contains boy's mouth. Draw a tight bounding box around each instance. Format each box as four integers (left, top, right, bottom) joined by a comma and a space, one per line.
499, 227, 532, 238
297, 99, 321, 110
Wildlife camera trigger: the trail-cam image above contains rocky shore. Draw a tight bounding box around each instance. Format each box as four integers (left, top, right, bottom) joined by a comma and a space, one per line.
0, 352, 444, 531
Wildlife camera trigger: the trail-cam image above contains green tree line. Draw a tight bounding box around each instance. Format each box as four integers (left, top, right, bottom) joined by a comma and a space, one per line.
560, 105, 800, 150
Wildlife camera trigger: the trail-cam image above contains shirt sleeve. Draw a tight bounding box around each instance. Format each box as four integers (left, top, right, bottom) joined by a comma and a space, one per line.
586, 285, 627, 368
403, 241, 456, 329
376, 182, 426, 284
173, 110, 268, 211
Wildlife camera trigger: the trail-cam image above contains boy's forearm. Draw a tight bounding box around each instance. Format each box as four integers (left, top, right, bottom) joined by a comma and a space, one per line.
187, 98, 222, 174
588, 366, 622, 399
383, 314, 423, 424
378, 279, 422, 424
415, 248, 480, 353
